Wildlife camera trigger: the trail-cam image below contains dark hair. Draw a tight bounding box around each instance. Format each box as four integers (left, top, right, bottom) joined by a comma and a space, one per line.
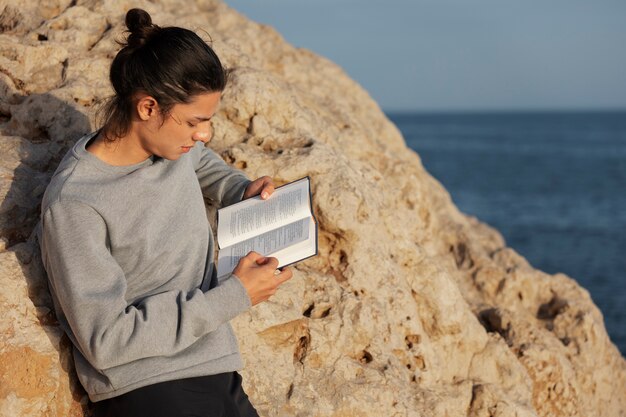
98, 8, 228, 141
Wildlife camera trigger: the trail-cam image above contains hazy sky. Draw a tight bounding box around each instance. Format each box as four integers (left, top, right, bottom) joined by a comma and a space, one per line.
226, 0, 626, 112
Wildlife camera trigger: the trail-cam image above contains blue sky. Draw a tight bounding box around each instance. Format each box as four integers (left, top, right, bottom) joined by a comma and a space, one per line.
226, 0, 626, 112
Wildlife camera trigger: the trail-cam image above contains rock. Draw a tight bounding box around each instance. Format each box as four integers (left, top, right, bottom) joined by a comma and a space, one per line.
0, 1, 624, 416
0, 242, 84, 416
0, 0, 74, 35
34, 6, 109, 53
0, 34, 68, 94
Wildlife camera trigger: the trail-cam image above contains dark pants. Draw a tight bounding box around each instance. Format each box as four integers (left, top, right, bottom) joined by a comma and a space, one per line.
92, 372, 259, 417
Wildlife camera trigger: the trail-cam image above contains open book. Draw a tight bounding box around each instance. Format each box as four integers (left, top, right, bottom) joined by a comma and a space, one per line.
216, 176, 318, 278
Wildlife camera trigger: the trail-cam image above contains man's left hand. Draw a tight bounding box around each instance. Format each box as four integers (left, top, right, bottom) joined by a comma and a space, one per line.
243, 176, 275, 200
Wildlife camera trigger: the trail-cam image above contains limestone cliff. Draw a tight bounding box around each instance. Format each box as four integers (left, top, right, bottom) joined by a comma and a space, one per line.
1, 1, 624, 416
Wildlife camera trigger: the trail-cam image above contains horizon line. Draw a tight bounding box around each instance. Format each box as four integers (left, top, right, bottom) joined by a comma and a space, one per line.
383, 107, 626, 115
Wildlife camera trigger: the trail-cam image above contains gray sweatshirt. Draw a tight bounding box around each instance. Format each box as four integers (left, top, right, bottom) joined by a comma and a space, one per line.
36, 132, 252, 401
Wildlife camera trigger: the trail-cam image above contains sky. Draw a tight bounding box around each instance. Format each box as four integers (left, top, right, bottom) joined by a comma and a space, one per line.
226, 0, 626, 112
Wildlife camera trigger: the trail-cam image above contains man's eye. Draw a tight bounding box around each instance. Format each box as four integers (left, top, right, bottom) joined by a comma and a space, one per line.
187, 122, 196, 127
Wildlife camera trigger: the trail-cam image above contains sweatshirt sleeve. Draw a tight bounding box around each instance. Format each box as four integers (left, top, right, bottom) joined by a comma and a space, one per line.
192, 143, 251, 207
40, 199, 251, 370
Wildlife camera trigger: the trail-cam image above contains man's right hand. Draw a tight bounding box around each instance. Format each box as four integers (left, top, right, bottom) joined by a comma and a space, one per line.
232, 251, 293, 306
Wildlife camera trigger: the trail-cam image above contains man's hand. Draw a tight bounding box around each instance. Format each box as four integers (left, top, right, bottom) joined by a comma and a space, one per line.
233, 251, 293, 306
243, 176, 275, 200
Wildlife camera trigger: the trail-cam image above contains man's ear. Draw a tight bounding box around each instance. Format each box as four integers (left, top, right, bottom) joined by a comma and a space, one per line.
136, 95, 159, 121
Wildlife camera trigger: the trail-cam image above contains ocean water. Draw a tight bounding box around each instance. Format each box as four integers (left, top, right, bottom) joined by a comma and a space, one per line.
387, 111, 626, 356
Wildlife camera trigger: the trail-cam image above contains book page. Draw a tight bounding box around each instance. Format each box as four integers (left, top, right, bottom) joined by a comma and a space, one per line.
217, 177, 311, 248
217, 218, 310, 278
269, 218, 317, 268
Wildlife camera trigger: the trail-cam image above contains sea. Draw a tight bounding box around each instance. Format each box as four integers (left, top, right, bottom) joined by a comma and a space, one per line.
386, 111, 626, 356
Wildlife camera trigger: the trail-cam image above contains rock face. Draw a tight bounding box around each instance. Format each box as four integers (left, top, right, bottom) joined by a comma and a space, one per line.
1, 1, 625, 416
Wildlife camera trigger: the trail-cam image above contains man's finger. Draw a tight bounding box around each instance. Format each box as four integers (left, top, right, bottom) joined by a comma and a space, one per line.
261, 182, 275, 199
245, 251, 263, 263
260, 176, 274, 200
261, 257, 279, 270
255, 256, 270, 265
275, 267, 293, 284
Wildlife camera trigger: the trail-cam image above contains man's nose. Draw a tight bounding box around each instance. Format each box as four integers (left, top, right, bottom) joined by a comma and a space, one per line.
193, 128, 211, 143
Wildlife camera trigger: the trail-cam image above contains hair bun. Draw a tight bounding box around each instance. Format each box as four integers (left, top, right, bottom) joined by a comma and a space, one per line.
124, 8, 158, 48
126, 8, 152, 33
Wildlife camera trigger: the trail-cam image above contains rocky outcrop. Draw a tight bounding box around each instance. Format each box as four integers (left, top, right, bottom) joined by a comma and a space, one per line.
1, 1, 625, 416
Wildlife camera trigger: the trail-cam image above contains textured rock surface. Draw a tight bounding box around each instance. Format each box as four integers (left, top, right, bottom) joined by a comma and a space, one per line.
1, 1, 625, 416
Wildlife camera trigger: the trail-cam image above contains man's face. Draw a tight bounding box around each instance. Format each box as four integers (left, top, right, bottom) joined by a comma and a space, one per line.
141, 91, 221, 160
